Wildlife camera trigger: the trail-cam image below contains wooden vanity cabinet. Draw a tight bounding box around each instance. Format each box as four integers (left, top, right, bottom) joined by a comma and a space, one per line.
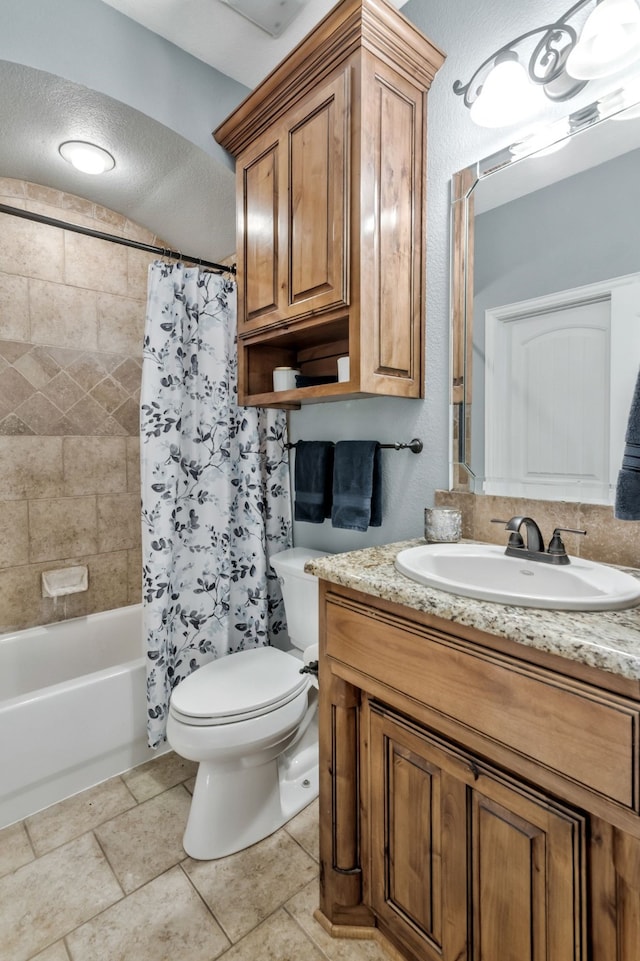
214, 0, 445, 407
318, 581, 640, 961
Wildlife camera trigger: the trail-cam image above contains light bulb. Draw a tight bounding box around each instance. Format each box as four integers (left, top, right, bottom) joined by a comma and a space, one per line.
470, 58, 545, 128
59, 141, 115, 175
566, 0, 640, 80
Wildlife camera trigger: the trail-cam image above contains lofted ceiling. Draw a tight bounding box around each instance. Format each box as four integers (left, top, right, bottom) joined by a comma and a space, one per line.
0, 0, 406, 264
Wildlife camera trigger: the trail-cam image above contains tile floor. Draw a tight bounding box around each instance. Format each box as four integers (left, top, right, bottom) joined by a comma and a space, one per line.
0, 752, 390, 961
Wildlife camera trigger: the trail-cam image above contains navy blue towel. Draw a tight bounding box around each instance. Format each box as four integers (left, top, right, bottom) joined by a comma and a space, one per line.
294, 441, 334, 524
615, 366, 640, 520
331, 441, 382, 532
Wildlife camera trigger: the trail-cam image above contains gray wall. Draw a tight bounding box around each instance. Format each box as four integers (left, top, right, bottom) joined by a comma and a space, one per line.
3, 0, 620, 553
290, 0, 609, 553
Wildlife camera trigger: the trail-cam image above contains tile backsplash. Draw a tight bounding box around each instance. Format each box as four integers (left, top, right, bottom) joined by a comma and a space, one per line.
0, 178, 164, 632
435, 490, 640, 569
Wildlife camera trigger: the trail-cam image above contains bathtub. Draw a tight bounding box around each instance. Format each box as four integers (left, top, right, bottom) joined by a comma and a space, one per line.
0, 604, 168, 829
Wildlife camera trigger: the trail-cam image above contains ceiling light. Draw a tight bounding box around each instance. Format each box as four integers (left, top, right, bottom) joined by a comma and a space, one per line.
58, 141, 115, 175
219, 0, 305, 38
566, 0, 640, 79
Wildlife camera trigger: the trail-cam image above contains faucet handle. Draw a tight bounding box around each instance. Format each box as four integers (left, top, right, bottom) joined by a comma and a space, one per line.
491, 518, 524, 548
548, 527, 587, 556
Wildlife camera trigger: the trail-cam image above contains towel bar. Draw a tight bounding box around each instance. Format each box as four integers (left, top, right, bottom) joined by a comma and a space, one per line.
286, 438, 423, 454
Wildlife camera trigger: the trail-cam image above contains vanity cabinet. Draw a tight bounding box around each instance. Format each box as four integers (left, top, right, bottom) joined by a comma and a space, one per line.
214, 0, 444, 407
318, 581, 640, 961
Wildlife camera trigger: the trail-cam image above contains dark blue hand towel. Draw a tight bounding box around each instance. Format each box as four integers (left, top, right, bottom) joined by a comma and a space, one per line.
331, 441, 382, 532
294, 440, 334, 523
615, 366, 640, 520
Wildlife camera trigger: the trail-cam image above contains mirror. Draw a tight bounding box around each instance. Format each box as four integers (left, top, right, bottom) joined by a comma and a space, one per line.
451, 88, 640, 504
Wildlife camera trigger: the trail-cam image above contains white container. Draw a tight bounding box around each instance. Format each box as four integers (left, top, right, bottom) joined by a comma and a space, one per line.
337, 356, 350, 382
273, 367, 300, 391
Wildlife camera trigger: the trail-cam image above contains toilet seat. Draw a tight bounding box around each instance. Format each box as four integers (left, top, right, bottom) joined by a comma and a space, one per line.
169, 646, 308, 727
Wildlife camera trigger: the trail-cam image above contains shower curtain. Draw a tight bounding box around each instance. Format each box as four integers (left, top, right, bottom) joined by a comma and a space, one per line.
140, 262, 291, 748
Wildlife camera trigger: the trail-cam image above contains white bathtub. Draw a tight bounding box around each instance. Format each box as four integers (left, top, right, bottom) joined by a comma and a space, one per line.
0, 604, 168, 829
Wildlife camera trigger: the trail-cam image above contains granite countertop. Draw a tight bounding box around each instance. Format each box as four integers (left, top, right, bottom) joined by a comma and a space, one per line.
305, 540, 640, 682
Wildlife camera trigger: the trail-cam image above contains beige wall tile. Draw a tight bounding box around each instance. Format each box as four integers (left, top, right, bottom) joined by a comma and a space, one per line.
0, 271, 29, 341
97, 292, 145, 355
30, 279, 98, 351
0, 177, 25, 199
127, 248, 153, 298
0, 500, 28, 568
126, 436, 140, 492
0, 437, 63, 500
63, 551, 129, 618
64, 232, 128, 295
25, 183, 64, 207
127, 548, 142, 605
0, 563, 64, 633
578, 504, 640, 568
0, 214, 64, 282
97, 493, 141, 552
29, 495, 98, 564
63, 437, 127, 495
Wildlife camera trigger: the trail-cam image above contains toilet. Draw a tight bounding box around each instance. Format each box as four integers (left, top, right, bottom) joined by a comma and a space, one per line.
166, 547, 327, 860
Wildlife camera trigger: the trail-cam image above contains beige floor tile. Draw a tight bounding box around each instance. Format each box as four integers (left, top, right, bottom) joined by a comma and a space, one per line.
26, 776, 137, 856
0, 832, 122, 961
286, 880, 390, 961
31, 943, 71, 961
0, 821, 34, 879
183, 828, 318, 943
218, 908, 326, 961
121, 751, 198, 803
94, 785, 191, 893
66, 865, 230, 961
285, 798, 319, 862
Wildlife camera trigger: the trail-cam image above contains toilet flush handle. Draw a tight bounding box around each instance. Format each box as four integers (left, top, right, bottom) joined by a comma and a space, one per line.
299, 661, 318, 678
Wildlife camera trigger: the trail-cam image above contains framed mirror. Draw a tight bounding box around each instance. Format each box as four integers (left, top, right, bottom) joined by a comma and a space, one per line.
451, 86, 640, 504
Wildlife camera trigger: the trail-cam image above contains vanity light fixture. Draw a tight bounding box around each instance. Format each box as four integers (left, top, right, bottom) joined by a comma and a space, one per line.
58, 141, 115, 175
455, 0, 640, 128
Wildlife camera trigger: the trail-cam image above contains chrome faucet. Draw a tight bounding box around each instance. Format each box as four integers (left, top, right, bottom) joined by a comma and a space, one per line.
492, 517, 586, 565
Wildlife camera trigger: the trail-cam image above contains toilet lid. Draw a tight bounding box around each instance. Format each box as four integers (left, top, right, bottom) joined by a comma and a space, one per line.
170, 646, 308, 722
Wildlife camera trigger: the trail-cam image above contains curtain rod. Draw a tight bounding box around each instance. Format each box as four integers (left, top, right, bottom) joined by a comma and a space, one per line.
0, 202, 236, 275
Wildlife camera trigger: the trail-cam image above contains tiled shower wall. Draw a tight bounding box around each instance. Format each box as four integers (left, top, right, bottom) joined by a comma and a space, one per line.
0, 178, 164, 632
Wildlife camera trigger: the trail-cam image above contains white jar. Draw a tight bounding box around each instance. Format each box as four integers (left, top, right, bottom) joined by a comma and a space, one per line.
272, 367, 300, 391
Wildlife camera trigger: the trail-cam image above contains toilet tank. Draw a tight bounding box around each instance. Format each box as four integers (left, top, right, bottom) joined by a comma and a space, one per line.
270, 548, 329, 651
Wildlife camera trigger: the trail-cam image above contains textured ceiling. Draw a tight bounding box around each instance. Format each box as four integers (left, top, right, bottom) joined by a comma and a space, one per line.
100, 0, 407, 88
0, 0, 407, 263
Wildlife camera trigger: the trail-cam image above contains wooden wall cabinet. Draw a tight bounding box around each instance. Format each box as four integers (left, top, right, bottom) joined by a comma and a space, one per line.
214, 0, 445, 407
318, 582, 640, 961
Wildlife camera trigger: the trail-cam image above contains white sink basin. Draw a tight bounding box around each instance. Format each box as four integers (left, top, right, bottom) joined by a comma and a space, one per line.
394, 543, 640, 611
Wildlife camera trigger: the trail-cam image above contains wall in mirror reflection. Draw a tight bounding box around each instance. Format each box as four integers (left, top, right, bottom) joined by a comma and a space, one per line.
463, 139, 640, 503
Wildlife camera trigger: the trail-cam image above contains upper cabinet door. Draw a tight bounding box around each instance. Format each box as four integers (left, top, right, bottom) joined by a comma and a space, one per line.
236, 69, 350, 335
237, 132, 281, 333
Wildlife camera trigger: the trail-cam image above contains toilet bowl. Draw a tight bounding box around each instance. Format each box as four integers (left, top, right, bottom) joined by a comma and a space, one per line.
166, 547, 328, 860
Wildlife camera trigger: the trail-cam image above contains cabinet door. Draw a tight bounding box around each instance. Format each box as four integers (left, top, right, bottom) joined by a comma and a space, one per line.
369, 706, 467, 961
237, 129, 282, 334
368, 705, 586, 961
283, 69, 350, 321
237, 70, 350, 336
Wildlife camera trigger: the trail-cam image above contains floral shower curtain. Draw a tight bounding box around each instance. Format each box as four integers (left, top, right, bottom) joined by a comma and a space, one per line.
140, 262, 291, 748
